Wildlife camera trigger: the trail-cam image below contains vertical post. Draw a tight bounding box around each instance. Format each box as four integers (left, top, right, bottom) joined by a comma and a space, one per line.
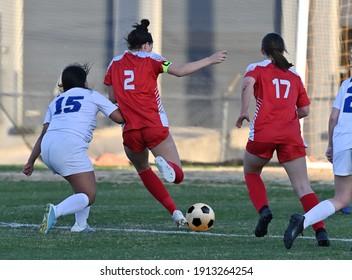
0, 0, 24, 128
139, 0, 162, 54
139, 0, 163, 94
14, 0, 24, 127
295, 0, 309, 151
295, 0, 309, 83
105, 0, 115, 69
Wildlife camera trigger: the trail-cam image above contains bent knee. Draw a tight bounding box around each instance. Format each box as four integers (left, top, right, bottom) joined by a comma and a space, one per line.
85, 191, 96, 206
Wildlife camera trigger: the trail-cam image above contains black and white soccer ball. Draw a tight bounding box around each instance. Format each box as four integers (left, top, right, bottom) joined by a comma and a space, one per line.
186, 203, 215, 232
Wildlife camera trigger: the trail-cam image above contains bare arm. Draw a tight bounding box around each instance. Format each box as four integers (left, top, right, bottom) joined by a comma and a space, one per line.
106, 85, 125, 124
107, 85, 117, 103
167, 50, 227, 77
109, 108, 125, 124
22, 123, 49, 176
325, 107, 339, 162
297, 105, 310, 119
235, 76, 255, 128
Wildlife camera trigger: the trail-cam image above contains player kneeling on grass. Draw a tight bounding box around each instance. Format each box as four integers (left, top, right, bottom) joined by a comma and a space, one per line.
22, 63, 124, 234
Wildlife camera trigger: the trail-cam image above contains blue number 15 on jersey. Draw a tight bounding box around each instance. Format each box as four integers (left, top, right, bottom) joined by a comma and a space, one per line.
54, 96, 84, 115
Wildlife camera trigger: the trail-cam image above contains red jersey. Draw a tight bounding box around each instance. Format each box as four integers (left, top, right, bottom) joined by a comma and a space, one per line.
104, 51, 170, 132
245, 60, 310, 145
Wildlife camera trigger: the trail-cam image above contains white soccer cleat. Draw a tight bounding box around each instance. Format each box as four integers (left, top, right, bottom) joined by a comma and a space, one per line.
172, 210, 187, 228
155, 156, 176, 183
71, 222, 95, 233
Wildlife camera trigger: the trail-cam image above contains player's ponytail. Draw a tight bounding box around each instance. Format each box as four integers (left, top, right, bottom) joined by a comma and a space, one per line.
261, 33, 293, 71
125, 19, 153, 50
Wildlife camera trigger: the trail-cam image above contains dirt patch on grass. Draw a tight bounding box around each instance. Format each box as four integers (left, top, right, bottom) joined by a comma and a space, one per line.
0, 165, 334, 184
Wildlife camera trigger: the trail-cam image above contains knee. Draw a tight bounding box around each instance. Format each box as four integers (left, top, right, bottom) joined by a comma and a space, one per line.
86, 191, 96, 206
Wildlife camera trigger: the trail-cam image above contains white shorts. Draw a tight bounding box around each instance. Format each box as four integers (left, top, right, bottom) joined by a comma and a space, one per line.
41, 131, 93, 176
333, 149, 352, 176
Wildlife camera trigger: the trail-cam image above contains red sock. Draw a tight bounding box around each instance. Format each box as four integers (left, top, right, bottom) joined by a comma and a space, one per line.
245, 173, 269, 212
139, 168, 177, 214
300, 193, 325, 231
167, 161, 184, 184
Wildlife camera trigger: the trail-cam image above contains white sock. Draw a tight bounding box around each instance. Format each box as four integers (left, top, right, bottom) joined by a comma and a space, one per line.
54, 193, 89, 218
75, 206, 90, 228
303, 200, 336, 229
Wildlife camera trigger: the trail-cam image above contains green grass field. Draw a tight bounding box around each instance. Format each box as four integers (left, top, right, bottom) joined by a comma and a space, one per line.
0, 165, 351, 260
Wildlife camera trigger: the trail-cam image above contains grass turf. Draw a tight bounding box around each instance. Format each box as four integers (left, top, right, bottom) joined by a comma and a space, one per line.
0, 166, 351, 260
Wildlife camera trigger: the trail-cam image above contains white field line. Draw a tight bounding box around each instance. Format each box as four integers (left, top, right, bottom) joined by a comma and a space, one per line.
1, 221, 352, 243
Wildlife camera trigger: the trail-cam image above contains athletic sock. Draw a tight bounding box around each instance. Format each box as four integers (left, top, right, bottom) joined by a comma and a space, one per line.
54, 193, 89, 218
300, 193, 326, 231
303, 199, 336, 229
139, 168, 177, 214
245, 173, 269, 212
167, 161, 184, 184
75, 206, 90, 228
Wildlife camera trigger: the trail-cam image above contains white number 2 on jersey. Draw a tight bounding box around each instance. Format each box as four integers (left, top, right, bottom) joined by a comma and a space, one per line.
124, 70, 135, 90
272, 78, 290, 98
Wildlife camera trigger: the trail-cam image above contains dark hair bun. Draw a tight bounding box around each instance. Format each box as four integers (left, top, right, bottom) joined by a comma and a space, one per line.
133, 19, 150, 31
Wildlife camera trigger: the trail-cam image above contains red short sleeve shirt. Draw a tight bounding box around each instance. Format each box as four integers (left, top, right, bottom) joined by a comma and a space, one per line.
244, 60, 310, 145
104, 51, 171, 132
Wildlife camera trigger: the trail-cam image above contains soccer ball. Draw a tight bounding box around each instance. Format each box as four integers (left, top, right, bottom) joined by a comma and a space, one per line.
186, 203, 215, 232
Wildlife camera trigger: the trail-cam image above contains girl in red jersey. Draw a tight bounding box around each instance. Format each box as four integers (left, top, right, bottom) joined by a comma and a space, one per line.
235, 33, 329, 246
104, 19, 227, 227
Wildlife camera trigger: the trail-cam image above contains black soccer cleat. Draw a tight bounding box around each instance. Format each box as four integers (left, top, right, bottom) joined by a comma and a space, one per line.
283, 213, 305, 249
255, 207, 273, 237
315, 228, 330, 247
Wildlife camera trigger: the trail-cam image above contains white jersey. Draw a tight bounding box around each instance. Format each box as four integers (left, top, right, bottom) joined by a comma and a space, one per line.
44, 87, 117, 142
332, 77, 352, 154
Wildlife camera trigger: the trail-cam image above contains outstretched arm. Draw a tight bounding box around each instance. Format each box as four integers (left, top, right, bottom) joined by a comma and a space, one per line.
167, 50, 227, 77
22, 123, 49, 176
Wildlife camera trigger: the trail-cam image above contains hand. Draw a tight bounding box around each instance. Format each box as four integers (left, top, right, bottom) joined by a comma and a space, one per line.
210, 50, 227, 64
236, 114, 250, 128
22, 162, 34, 176
325, 146, 333, 163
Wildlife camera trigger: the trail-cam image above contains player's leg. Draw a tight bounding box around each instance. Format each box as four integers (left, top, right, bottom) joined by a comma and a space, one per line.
243, 145, 272, 237
40, 172, 96, 234
124, 145, 186, 227
73, 206, 94, 232
39, 134, 94, 234
283, 178, 352, 249
65, 172, 96, 232
282, 154, 329, 246
302, 175, 352, 228
328, 149, 352, 211
150, 131, 184, 184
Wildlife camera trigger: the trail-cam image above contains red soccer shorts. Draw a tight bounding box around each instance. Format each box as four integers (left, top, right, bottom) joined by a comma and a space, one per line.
123, 127, 169, 152
246, 140, 306, 163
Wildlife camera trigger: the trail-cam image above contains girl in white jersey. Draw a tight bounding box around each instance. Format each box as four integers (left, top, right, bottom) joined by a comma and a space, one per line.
23, 63, 124, 234
104, 19, 227, 227
284, 77, 352, 249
